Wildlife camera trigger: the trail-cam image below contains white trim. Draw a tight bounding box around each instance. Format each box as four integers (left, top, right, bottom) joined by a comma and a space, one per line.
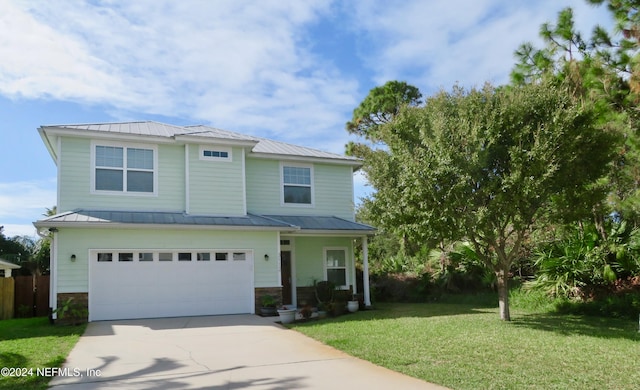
174, 134, 257, 148
56, 137, 61, 207
362, 236, 371, 306
280, 162, 315, 208
323, 246, 349, 290
34, 221, 297, 232
50, 231, 58, 319
250, 152, 362, 167
41, 127, 175, 144
286, 230, 374, 237
350, 239, 357, 294
242, 148, 247, 215
185, 144, 190, 213
199, 145, 232, 162
90, 140, 158, 197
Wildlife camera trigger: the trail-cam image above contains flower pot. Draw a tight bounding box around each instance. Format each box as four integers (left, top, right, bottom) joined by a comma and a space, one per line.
260, 307, 278, 317
277, 308, 296, 324
347, 300, 359, 313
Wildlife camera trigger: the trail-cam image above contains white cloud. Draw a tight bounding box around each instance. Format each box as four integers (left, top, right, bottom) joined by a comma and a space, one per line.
0, 0, 357, 147
349, 1, 613, 92
0, 180, 56, 221
2, 224, 39, 238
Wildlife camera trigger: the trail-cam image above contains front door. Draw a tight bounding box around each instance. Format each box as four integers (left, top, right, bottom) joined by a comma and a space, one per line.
281, 251, 292, 305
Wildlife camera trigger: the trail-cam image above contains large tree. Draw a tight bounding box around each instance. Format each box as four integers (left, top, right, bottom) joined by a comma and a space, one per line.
357, 81, 618, 320
511, 3, 640, 227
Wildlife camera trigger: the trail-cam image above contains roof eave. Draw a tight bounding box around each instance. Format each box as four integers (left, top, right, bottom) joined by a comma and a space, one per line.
33, 220, 299, 232
38, 126, 58, 163
39, 126, 175, 144
248, 152, 363, 167
287, 229, 375, 236
173, 134, 259, 148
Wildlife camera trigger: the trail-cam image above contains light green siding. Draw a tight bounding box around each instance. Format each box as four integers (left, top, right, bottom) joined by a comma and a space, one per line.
55, 228, 279, 293
188, 145, 245, 215
291, 236, 354, 288
58, 137, 185, 212
245, 158, 355, 220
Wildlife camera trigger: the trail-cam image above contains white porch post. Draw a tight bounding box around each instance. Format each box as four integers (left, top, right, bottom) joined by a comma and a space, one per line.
50, 229, 58, 319
362, 236, 371, 307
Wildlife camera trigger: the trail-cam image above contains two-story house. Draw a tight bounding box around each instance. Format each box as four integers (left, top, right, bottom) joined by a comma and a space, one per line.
33, 122, 374, 322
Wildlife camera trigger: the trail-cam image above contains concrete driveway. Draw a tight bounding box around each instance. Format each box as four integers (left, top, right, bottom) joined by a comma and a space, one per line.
48, 314, 446, 389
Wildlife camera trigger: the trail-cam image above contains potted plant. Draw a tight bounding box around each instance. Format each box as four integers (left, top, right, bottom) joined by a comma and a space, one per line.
259, 295, 278, 317
347, 294, 359, 313
314, 280, 335, 316
277, 306, 296, 324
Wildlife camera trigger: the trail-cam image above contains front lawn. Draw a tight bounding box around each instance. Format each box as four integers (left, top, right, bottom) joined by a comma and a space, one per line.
0, 317, 86, 390
291, 303, 640, 390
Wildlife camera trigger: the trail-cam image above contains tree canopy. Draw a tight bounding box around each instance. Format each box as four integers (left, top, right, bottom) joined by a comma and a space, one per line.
511, 2, 640, 226
354, 81, 618, 320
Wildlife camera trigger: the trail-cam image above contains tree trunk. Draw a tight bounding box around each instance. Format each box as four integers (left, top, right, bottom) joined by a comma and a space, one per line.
496, 268, 510, 321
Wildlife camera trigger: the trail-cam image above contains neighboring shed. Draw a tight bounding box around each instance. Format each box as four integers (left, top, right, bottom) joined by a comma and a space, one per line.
0, 258, 20, 278
0, 258, 20, 319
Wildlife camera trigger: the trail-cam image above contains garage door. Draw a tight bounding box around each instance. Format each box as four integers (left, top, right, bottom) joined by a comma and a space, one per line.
89, 249, 254, 321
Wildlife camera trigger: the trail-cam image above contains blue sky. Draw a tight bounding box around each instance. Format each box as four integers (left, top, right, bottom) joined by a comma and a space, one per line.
0, 1, 613, 237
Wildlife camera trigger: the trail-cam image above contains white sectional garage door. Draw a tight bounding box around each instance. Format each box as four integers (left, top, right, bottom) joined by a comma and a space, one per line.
88, 250, 254, 321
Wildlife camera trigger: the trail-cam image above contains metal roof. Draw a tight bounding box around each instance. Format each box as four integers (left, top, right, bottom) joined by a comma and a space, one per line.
41, 121, 361, 163
48, 121, 187, 138
34, 210, 375, 234
35, 210, 295, 230
183, 125, 259, 142
252, 138, 358, 161
0, 259, 21, 270
265, 215, 375, 232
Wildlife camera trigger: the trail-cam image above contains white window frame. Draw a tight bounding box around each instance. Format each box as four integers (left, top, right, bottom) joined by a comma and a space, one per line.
323, 247, 349, 290
199, 145, 232, 162
91, 141, 158, 196
280, 162, 314, 207
91, 249, 253, 263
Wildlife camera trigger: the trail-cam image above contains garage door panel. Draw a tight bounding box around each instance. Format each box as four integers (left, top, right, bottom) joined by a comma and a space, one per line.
89, 250, 254, 321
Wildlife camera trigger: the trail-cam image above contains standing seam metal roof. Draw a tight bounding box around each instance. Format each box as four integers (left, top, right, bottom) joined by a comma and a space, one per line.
44, 121, 360, 162
34, 210, 375, 232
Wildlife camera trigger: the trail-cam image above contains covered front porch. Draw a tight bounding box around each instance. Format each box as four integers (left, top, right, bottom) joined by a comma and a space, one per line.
268, 215, 374, 309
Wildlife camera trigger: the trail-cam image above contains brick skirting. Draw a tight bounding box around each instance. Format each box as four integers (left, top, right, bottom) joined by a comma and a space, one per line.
254, 287, 282, 313
56, 293, 89, 325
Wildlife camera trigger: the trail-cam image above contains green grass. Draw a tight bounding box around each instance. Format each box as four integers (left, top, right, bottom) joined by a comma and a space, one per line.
0, 317, 86, 390
292, 302, 640, 390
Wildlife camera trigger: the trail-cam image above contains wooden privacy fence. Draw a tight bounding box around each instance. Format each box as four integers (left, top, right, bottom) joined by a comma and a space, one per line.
13, 275, 50, 318
0, 278, 15, 320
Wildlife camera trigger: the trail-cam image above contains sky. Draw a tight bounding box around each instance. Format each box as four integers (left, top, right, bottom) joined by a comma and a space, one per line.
0, 0, 614, 238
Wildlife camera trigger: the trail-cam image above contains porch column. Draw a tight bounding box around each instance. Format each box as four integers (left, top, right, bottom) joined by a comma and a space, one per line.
362, 236, 371, 307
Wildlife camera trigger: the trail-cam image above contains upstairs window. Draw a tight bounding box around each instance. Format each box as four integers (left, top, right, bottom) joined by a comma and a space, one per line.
94, 143, 156, 194
200, 146, 232, 162
282, 164, 313, 205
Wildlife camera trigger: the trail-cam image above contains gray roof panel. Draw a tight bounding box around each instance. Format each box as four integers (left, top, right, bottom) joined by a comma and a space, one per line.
42, 121, 361, 163
265, 215, 375, 232
34, 210, 375, 233
50, 121, 186, 138
36, 210, 294, 229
